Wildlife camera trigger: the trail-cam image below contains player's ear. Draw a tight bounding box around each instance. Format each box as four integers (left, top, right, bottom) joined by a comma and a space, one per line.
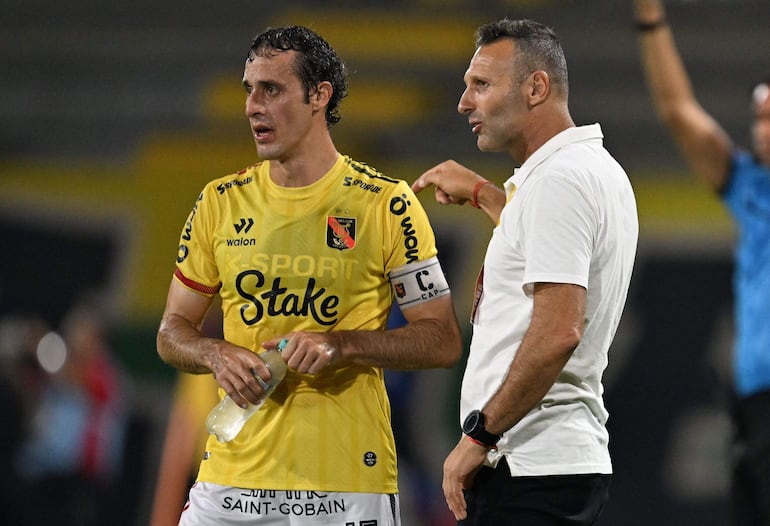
312, 81, 333, 110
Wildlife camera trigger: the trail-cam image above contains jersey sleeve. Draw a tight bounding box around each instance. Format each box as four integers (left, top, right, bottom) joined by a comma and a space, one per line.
174, 184, 222, 295
381, 181, 452, 309
382, 180, 439, 274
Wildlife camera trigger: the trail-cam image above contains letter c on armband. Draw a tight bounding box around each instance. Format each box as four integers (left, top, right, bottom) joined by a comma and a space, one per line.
389, 256, 450, 309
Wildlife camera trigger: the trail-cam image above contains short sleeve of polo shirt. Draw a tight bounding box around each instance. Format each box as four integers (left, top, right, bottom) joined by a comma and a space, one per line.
519, 174, 594, 291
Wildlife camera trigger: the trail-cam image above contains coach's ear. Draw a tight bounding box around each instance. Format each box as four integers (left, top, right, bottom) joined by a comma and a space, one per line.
527, 70, 550, 107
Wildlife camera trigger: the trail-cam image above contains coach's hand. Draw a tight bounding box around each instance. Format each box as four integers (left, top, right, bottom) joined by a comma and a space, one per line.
442, 435, 489, 521
413, 160, 506, 224
412, 160, 480, 206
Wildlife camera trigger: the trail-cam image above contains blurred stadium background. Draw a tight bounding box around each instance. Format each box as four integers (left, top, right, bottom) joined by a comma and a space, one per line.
0, 0, 766, 524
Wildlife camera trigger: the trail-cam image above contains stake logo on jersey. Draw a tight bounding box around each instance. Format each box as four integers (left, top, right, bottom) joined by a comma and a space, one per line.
234, 269, 340, 327
326, 216, 356, 251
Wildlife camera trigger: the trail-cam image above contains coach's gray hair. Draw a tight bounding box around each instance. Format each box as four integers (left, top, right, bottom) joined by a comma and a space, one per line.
475, 18, 569, 99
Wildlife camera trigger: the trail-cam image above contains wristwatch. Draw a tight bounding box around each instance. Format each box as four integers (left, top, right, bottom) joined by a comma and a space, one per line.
462, 409, 501, 449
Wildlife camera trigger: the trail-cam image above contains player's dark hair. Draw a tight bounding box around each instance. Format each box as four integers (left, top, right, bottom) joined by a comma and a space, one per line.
475, 18, 569, 99
248, 25, 348, 126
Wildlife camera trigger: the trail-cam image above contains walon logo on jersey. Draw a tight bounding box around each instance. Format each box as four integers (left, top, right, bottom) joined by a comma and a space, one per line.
227, 218, 255, 247
234, 218, 254, 234
326, 216, 356, 251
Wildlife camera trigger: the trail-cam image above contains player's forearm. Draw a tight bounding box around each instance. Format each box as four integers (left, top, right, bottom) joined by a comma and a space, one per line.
330, 316, 462, 370
157, 313, 220, 374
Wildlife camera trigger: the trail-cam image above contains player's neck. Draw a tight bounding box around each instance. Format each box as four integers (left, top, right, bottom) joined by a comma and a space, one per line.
269, 134, 339, 188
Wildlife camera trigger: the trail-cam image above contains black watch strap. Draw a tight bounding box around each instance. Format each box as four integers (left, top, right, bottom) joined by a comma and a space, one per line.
463, 409, 501, 448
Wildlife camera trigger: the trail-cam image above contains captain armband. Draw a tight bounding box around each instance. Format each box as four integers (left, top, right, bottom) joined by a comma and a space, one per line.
389, 256, 451, 309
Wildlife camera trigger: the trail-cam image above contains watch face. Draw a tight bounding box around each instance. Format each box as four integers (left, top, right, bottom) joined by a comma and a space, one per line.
463, 410, 481, 433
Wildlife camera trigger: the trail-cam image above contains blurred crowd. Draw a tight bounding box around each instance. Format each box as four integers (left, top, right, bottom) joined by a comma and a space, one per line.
0, 295, 455, 526
0, 297, 130, 526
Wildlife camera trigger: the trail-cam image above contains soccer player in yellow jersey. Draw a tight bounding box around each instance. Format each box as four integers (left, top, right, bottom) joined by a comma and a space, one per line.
156, 25, 462, 525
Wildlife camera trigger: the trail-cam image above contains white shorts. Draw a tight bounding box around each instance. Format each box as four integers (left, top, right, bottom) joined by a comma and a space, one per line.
179, 482, 401, 526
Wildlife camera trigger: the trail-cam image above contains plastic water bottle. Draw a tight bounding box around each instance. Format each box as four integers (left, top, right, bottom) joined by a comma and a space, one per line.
206, 339, 288, 443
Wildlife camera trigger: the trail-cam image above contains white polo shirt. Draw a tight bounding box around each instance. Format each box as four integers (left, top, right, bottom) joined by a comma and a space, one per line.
462, 124, 638, 476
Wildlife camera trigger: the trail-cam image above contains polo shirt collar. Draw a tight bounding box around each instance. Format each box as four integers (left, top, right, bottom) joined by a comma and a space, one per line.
504, 123, 603, 195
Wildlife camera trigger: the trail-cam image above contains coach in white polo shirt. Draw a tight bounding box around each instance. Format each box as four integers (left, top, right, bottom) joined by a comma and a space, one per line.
413, 18, 638, 525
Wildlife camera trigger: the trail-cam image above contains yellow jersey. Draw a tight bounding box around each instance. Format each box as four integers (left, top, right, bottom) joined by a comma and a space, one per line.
173, 155, 440, 493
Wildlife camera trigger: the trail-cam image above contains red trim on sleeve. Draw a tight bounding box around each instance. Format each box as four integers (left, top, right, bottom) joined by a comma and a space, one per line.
174, 268, 221, 295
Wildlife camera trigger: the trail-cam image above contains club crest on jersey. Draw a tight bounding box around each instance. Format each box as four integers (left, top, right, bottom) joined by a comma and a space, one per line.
394, 282, 406, 298
326, 216, 356, 251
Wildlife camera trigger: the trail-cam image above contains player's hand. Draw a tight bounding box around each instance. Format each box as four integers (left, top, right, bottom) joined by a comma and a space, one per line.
442, 435, 489, 521
209, 341, 275, 408
263, 333, 339, 375
412, 160, 485, 206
